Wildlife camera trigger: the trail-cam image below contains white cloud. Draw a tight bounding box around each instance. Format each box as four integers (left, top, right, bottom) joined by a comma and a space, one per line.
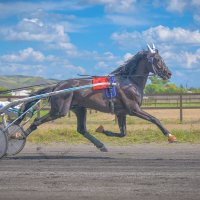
153, 0, 200, 25
111, 31, 143, 49
111, 26, 200, 49
1, 48, 48, 62
2, 18, 66, 42
144, 26, 200, 45
161, 49, 200, 69
0, 18, 76, 53
92, 51, 133, 73
23, 18, 44, 27
0, 62, 45, 76
97, 52, 117, 61
166, 0, 187, 13
180, 49, 200, 68
0, 48, 87, 79
83, 0, 136, 13
123, 52, 134, 60
64, 64, 86, 75
94, 51, 136, 74
114, 52, 135, 67
111, 26, 200, 72
0, 1, 84, 18
57, 42, 76, 51
104, 0, 136, 13
94, 61, 109, 70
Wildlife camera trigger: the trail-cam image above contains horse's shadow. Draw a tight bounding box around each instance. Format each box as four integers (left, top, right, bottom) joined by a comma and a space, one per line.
5, 154, 113, 160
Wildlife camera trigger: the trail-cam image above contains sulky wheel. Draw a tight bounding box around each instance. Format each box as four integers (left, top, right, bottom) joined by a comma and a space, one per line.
0, 127, 8, 159
6, 124, 26, 156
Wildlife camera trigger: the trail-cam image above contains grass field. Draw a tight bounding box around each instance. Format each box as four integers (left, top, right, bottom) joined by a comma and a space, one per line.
26, 109, 200, 145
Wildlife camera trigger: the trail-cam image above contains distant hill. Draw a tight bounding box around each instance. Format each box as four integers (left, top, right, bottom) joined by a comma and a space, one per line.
0, 75, 59, 89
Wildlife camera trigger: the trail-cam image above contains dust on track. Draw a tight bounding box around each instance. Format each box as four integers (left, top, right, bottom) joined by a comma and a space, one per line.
0, 143, 200, 200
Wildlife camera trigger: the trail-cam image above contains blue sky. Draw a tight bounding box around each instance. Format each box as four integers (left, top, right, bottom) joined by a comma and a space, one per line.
0, 0, 200, 87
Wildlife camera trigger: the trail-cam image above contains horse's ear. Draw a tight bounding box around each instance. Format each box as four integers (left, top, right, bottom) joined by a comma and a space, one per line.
152, 43, 158, 53
147, 43, 154, 53
147, 43, 156, 54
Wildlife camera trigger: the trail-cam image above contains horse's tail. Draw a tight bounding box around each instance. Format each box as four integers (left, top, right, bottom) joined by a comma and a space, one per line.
14, 85, 55, 125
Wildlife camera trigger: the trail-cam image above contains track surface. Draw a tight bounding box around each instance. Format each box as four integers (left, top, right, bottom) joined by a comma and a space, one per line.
0, 143, 200, 200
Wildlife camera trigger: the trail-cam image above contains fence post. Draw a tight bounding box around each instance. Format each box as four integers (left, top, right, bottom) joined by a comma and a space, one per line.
179, 94, 183, 123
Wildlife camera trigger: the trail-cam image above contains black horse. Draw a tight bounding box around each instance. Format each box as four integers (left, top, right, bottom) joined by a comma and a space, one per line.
16, 44, 177, 152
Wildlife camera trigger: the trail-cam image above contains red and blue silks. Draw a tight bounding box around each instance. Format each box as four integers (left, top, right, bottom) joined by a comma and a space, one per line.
92, 77, 109, 90
92, 76, 116, 98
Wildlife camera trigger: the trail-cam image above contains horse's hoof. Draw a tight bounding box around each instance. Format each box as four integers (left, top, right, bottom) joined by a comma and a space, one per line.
96, 125, 105, 133
168, 135, 177, 143
99, 146, 108, 152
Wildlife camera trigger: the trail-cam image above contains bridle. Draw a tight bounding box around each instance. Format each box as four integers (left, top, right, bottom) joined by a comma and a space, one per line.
147, 53, 169, 79
147, 53, 158, 75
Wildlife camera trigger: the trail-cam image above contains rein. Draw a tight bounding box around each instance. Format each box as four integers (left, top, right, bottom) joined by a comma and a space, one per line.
118, 74, 155, 78
78, 73, 155, 79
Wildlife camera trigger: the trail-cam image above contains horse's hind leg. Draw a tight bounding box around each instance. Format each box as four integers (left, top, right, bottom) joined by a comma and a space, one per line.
96, 114, 127, 137
25, 93, 73, 137
73, 106, 108, 152
24, 113, 59, 137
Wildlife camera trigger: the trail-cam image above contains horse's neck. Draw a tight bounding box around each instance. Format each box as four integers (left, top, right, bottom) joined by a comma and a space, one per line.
129, 59, 149, 94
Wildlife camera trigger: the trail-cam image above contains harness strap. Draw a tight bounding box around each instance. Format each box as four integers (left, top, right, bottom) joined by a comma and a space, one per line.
106, 76, 116, 114
147, 55, 157, 74
109, 88, 114, 114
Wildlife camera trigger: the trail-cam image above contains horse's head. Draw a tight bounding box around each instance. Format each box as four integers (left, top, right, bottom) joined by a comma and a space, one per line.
146, 44, 172, 80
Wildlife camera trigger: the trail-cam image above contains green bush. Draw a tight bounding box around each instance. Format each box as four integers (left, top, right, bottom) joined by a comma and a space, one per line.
145, 77, 187, 94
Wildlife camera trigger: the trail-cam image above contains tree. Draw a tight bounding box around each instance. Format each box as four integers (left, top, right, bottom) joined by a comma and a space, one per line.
144, 76, 187, 94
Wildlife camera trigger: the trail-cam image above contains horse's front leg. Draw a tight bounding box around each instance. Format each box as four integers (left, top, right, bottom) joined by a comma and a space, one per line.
130, 108, 177, 142
96, 114, 127, 137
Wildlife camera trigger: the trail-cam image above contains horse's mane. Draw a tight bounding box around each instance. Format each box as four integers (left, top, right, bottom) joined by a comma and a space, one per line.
110, 51, 147, 76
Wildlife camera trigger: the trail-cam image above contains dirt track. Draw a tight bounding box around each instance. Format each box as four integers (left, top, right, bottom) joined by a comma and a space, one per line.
0, 143, 200, 200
